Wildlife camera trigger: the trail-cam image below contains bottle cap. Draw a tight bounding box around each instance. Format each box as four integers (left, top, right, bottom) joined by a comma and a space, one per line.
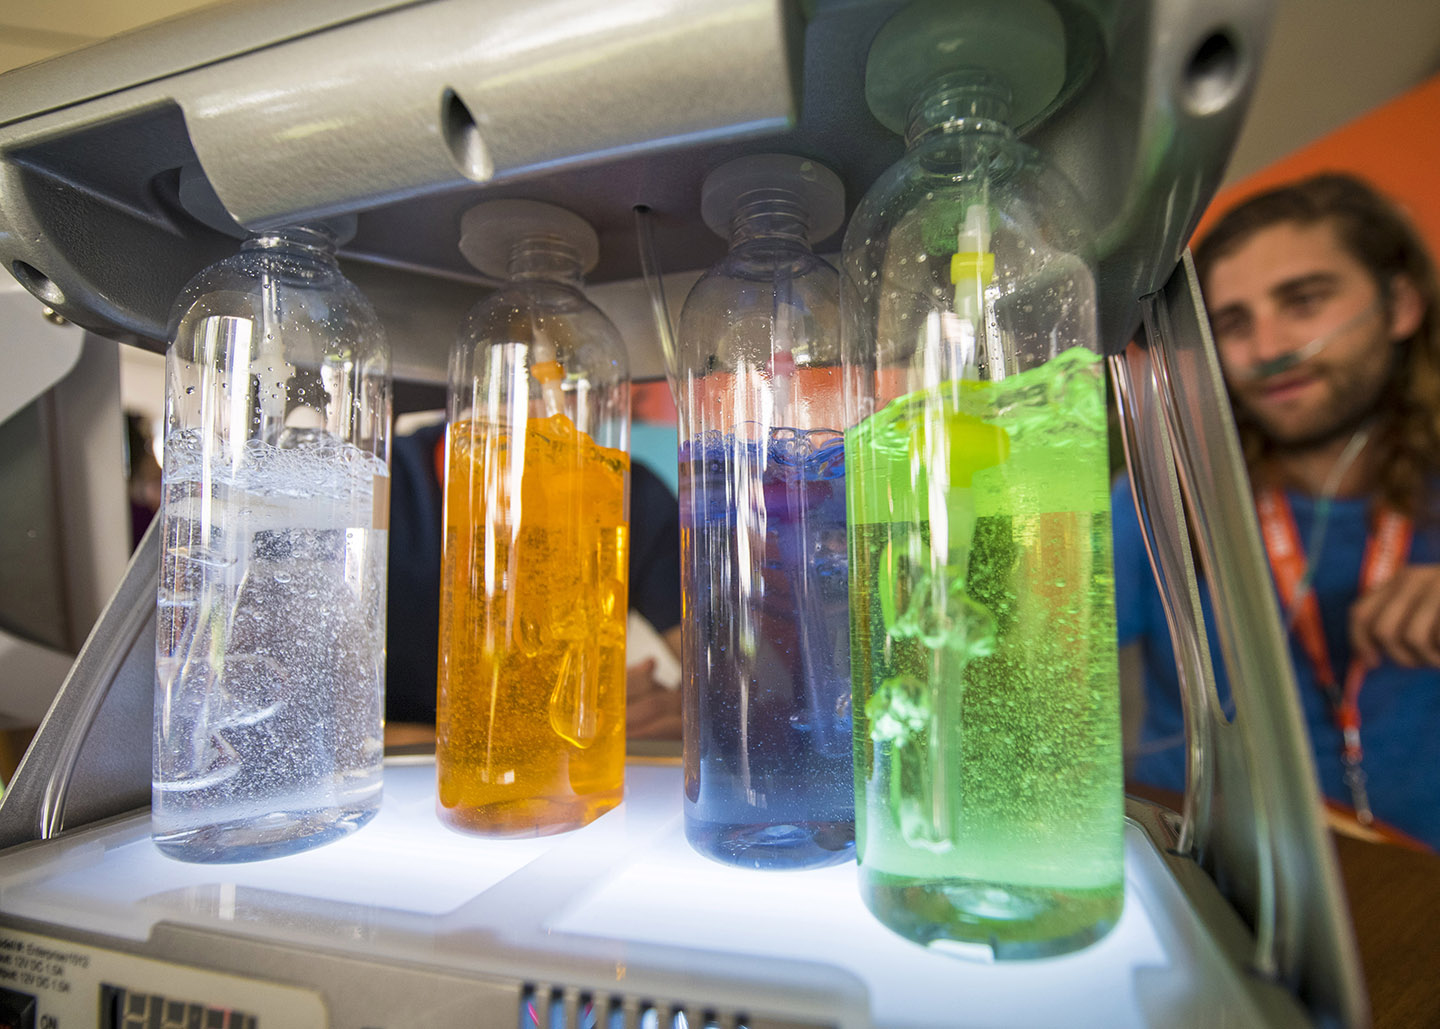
458, 199, 600, 280
864, 0, 1067, 133
700, 153, 845, 244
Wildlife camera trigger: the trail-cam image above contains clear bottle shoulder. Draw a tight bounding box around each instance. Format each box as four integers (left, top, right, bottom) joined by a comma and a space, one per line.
701, 243, 838, 284
678, 250, 842, 374
458, 278, 629, 382
844, 130, 1088, 267
682, 251, 839, 317
168, 251, 387, 366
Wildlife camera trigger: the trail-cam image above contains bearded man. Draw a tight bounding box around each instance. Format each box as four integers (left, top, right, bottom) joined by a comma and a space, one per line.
1114, 173, 1440, 851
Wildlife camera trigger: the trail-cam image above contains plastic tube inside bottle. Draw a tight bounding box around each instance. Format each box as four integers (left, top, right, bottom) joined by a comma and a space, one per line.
952, 204, 992, 316
952, 203, 998, 379
529, 330, 567, 417
902, 203, 1005, 847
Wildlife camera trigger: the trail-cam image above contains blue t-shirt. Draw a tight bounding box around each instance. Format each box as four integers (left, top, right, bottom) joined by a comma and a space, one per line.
1112, 475, 1440, 850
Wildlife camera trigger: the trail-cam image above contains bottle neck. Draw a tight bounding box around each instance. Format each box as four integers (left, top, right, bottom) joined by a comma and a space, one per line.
242, 224, 339, 261
507, 236, 584, 283
904, 72, 1015, 148
728, 192, 811, 251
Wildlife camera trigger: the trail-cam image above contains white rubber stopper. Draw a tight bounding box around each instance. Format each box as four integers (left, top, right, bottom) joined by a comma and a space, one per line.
700, 153, 846, 243
864, 0, 1067, 133
458, 199, 600, 279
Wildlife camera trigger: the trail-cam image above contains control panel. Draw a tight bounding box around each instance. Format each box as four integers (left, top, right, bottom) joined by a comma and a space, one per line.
0, 929, 325, 1029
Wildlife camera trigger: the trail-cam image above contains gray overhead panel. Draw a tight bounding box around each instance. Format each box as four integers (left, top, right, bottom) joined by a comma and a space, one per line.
0, 0, 1270, 380
0, 0, 802, 373
1026, 0, 1274, 351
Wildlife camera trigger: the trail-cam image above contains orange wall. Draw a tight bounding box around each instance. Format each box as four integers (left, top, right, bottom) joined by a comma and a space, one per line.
1195, 71, 1440, 256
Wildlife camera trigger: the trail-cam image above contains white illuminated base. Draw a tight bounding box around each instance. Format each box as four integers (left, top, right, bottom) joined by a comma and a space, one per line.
0, 758, 1269, 1027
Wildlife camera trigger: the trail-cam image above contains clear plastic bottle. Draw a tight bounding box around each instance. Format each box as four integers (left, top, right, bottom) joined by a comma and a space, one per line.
841, 1, 1123, 957
437, 200, 630, 837
675, 154, 853, 868
154, 222, 391, 863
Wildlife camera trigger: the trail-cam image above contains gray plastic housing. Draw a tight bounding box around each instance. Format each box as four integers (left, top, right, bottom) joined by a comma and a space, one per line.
0, 0, 1271, 379
1110, 256, 1368, 1027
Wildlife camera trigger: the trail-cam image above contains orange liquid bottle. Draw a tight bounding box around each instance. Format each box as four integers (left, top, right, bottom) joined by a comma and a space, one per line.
435, 200, 632, 837
437, 413, 629, 835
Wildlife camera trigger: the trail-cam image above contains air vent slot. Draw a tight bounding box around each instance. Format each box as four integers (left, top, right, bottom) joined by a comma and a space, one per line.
520, 982, 833, 1029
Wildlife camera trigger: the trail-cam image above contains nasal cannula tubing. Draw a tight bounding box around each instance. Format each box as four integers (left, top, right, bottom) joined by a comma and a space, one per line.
1238, 297, 1382, 381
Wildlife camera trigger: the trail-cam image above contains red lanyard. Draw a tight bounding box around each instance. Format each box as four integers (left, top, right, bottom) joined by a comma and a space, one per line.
1256, 487, 1412, 824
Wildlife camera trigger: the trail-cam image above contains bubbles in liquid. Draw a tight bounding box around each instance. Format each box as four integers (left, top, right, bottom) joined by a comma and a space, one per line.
847, 345, 1122, 953
865, 674, 928, 746
153, 430, 387, 862
437, 414, 628, 837
680, 426, 854, 869
886, 566, 997, 655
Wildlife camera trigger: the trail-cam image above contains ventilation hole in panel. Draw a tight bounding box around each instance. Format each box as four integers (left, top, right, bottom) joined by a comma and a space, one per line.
522, 984, 618, 1029
519, 983, 559, 1029
1181, 29, 1243, 115
520, 983, 540, 1029
440, 87, 492, 181
11, 260, 65, 307
568, 990, 598, 1029
524, 987, 793, 1029
601, 993, 638, 1029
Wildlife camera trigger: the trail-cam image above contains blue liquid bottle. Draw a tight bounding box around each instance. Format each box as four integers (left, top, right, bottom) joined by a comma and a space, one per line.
674, 154, 853, 868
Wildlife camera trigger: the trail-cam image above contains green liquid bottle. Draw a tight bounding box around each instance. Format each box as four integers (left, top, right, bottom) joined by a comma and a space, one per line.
840, 7, 1124, 957
846, 351, 1123, 957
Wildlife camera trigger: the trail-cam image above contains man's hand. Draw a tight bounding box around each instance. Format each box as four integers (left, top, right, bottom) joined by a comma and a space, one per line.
1350, 563, 1440, 669
626, 659, 682, 740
